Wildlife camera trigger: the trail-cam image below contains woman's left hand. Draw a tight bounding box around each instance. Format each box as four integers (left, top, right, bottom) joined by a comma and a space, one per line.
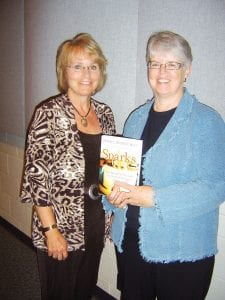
108, 181, 155, 209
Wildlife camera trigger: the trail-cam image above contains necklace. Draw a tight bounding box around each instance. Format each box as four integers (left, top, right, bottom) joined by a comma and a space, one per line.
72, 100, 91, 127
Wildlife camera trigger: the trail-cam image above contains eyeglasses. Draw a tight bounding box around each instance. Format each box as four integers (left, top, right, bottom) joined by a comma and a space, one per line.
147, 61, 184, 70
66, 63, 100, 73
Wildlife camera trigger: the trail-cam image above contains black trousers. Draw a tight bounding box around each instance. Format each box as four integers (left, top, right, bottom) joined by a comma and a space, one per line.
37, 196, 105, 300
116, 227, 214, 300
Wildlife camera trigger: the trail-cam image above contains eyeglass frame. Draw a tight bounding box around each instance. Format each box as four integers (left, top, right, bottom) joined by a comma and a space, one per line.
147, 61, 184, 70
66, 63, 100, 72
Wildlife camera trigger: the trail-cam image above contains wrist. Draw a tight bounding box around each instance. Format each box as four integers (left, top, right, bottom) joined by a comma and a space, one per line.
42, 224, 57, 233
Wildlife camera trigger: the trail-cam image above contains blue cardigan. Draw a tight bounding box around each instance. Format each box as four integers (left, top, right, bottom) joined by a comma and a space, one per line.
103, 89, 225, 263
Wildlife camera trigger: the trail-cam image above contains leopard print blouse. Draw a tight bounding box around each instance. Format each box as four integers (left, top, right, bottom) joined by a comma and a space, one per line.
21, 93, 116, 251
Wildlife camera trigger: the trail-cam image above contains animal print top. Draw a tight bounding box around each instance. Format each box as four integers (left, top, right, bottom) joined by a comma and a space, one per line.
21, 93, 116, 251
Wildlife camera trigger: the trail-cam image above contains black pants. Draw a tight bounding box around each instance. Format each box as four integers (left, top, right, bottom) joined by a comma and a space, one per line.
116, 227, 214, 300
37, 196, 105, 300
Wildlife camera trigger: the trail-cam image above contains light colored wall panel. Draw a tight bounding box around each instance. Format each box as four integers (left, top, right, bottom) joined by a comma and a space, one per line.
0, 0, 25, 136
136, 0, 225, 120
24, 0, 139, 133
207, 276, 225, 300
214, 237, 225, 279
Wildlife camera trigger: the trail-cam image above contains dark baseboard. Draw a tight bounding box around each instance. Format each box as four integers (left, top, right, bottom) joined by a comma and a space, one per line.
0, 216, 116, 300
0, 216, 34, 249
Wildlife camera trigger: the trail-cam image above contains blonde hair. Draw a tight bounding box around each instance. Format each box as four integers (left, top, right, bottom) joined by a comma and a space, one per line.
56, 33, 107, 93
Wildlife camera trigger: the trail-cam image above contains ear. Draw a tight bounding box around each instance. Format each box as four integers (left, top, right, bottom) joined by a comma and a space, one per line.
185, 64, 192, 79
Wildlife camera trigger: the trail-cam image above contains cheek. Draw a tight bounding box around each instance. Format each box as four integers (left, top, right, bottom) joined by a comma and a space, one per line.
176, 73, 186, 84
148, 74, 156, 87
95, 72, 101, 80
93, 73, 101, 85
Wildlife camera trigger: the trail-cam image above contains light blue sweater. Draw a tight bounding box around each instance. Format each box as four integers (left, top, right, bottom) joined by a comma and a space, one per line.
103, 89, 225, 263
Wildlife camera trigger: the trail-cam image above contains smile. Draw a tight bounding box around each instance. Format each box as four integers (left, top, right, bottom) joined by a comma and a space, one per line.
158, 79, 169, 83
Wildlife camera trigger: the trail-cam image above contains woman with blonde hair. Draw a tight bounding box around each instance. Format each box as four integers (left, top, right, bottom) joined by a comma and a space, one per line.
21, 33, 115, 300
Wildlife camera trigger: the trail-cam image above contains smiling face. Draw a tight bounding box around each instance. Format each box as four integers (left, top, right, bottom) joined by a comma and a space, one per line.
65, 51, 101, 101
148, 51, 191, 110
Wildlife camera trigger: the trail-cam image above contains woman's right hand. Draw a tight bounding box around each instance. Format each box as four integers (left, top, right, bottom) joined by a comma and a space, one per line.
108, 181, 155, 209
45, 228, 68, 261
34, 205, 68, 260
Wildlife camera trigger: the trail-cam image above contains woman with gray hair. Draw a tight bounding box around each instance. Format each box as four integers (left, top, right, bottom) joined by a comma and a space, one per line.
103, 31, 225, 299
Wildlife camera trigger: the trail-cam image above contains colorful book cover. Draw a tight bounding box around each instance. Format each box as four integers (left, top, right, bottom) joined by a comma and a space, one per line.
99, 135, 143, 195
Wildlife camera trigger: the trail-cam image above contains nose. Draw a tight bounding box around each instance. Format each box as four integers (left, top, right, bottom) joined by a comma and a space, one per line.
82, 66, 91, 72
159, 64, 167, 73
82, 66, 92, 76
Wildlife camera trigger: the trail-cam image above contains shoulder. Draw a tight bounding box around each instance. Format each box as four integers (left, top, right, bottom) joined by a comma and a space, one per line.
192, 97, 225, 127
35, 93, 66, 111
28, 94, 69, 132
127, 100, 152, 123
92, 98, 115, 122
92, 98, 116, 134
123, 100, 152, 138
92, 98, 114, 113
32, 94, 72, 123
188, 96, 225, 143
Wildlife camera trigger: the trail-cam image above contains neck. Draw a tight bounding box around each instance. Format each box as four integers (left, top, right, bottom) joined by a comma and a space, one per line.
70, 97, 92, 128
67, 91, 91, 109
153, 100, 179, 112
154, 91, 183, 112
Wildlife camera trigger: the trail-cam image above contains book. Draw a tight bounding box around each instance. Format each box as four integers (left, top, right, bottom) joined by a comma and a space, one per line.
99, 135, 143, 195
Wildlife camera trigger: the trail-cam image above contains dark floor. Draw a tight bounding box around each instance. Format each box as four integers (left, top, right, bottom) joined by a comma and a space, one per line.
0, 218, 41, 300
0, 217, 116, 300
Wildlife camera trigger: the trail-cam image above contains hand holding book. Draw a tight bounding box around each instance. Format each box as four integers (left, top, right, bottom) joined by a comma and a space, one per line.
108, 181, 155, 209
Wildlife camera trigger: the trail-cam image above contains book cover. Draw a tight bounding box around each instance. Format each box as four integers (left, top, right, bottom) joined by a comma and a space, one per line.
99, 135, 143, 195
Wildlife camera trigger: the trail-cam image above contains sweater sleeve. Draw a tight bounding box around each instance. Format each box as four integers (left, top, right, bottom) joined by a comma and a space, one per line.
154, 110, 225, 224
21, 107, 55, 206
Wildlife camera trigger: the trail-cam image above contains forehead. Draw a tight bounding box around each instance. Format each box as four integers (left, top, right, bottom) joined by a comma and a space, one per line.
150, 50, 180, 62
148, 42, 185, 62
67, 50, 97, 64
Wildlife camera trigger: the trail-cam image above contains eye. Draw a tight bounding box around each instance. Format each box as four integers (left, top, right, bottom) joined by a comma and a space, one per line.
90, 64, 99, 71
168, 62, 176, 67
150, 61, 160, 68
166, 62, 180, 69
73, 64, 82, 70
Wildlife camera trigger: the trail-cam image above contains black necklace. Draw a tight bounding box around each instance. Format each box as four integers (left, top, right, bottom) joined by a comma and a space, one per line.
72, 100, 91, 127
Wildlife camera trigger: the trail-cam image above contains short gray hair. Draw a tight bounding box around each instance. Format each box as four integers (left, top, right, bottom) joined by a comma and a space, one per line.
146, 31, 193, 66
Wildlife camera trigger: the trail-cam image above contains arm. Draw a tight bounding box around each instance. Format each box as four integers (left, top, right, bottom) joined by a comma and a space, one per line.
149, 110, 225, 224
35, 206, 68, 260
22, 107, 68, 259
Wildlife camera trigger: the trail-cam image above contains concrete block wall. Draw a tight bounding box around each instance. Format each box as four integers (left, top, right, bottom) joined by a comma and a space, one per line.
0, 141, 32, 236
0, 140, 225, 299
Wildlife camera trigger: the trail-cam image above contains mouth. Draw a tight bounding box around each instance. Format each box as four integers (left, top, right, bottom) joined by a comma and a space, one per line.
80, 81, 91, 86
158, 79, 169, 83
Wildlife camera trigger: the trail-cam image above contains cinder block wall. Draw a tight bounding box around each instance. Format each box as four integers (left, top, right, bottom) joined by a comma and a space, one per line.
0, 141, 32, 235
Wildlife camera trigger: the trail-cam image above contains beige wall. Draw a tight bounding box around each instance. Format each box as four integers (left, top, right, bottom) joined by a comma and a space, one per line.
0, 142, 32, 236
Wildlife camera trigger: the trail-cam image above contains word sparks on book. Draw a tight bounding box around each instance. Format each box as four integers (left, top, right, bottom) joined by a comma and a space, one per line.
101, 149, 137, 166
